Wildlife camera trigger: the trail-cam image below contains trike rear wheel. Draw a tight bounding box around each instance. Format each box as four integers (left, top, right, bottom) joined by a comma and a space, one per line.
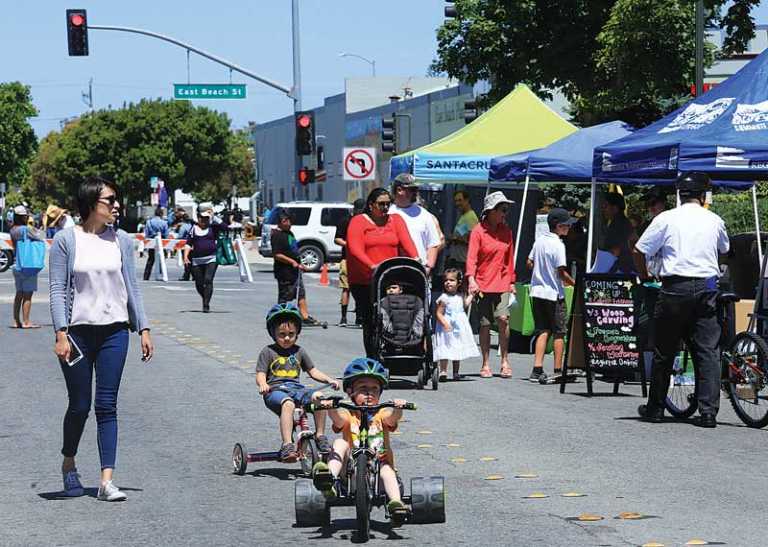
297, 435, 319, 476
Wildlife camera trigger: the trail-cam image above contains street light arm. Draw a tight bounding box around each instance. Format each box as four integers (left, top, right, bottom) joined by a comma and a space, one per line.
88, 24, 293, 96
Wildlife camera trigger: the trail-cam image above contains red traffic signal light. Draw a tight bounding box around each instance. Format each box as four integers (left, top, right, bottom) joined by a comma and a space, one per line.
295, 111, 315, 156
298, 168, 315, 186
66, 9, 89, 56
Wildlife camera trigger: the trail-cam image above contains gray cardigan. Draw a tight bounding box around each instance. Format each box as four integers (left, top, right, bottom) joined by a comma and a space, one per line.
49, 226, 150, 333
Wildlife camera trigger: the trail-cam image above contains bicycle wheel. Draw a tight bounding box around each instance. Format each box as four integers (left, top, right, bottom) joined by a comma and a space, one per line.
665, 351, 698, 418
297, 435, 319, 476
725, 331, 768, 428
355, 454, 371, 541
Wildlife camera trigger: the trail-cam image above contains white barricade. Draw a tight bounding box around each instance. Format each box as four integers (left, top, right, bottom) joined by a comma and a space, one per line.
234, 236, 253, 283
154, 233, 168, 282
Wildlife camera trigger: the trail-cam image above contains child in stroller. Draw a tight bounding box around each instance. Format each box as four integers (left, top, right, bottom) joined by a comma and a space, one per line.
380, 282, 424, 353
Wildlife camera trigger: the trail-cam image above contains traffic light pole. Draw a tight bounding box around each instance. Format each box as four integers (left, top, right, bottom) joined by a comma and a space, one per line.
86, 24, 293, 97
291, 0, 306, 197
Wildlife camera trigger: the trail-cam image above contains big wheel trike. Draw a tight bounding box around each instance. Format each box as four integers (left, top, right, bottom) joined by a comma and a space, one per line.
294, 399, 446, 540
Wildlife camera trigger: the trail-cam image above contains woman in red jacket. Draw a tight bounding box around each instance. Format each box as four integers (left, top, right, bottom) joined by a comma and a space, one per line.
347, 187, 419, 357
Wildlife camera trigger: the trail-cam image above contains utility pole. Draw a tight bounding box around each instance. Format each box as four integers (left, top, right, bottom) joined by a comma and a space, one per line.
82, 77, 93, 110
291, 0, 306, 198
695, 0, 704, 96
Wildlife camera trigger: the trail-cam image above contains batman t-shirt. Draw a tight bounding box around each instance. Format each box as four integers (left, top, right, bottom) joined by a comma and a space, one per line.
256, 344, 315, 385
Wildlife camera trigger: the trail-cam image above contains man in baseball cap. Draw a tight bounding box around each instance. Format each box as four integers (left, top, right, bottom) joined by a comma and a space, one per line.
389, 173, 442, 275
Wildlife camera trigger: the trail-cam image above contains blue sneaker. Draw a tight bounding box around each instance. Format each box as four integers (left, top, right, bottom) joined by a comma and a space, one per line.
62, 469, 84, 497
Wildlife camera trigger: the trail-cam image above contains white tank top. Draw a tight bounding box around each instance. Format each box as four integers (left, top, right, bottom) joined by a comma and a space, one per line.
70, 228, 129, 326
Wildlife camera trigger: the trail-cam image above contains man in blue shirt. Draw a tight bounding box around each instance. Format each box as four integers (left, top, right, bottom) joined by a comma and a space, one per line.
143, 207, 169, 281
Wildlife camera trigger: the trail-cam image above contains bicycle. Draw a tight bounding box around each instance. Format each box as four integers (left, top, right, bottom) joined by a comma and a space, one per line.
664, 291, 768, 428
294, 398, 446, 540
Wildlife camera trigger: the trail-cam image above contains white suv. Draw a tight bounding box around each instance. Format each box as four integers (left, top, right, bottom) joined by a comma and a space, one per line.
259, 201, 353, 272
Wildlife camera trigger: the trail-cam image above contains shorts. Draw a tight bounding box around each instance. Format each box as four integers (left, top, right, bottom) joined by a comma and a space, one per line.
339, 259, 349, 290
477, 292, 510, 327
531, 297, 567, 337
277, 277, 306, 303
13, 269, 38, 293
263, 382, 317, 415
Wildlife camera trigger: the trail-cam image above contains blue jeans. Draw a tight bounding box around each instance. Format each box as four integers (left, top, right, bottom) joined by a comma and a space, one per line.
59, 323, 129, 469
263, 382, 317, 415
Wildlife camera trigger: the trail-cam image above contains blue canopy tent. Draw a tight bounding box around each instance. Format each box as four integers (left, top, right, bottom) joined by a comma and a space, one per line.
489, 121, 635, 267
592, 48, 768, 269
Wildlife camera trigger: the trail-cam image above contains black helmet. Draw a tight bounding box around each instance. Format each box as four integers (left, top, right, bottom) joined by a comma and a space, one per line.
676, 172, 711, 197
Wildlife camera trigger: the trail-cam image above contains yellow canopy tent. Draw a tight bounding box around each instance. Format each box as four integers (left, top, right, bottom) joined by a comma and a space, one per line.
389, 84, 577, 185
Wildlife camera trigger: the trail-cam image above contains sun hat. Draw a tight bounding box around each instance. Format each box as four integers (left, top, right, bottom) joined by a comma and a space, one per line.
198, 205, 214, 218
482, 191, 515, 214
13, 205, 28, 216
43, 205, 67, 228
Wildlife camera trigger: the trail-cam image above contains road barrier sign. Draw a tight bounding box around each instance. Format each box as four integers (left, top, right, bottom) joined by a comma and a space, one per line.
174, 84, 247, 100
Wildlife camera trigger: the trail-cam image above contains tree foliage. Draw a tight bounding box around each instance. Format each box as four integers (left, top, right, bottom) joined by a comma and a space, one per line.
23, 99, 253, 212
0, 82, 38, 190
432, 0, 759, 127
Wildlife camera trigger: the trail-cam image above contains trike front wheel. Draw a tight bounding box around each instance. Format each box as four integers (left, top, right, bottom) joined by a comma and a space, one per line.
355, 454, 371, 541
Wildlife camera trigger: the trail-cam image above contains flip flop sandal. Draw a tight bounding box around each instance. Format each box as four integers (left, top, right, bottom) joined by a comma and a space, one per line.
479, 368, 493, 378
500, 368, 513, 378
278, 442, 298, 463
315, 435, 332, 454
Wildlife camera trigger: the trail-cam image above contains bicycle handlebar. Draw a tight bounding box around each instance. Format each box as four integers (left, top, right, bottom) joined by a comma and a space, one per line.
305, 398, 416, 413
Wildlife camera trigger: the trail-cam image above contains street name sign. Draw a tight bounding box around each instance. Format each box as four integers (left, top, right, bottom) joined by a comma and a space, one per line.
174, 84, 247, 100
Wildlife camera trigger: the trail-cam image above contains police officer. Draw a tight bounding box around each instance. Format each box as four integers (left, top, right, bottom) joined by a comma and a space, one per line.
633, 172, 730, 428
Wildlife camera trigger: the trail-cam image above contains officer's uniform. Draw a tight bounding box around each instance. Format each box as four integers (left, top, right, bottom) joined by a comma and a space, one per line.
635, 194, 729, 418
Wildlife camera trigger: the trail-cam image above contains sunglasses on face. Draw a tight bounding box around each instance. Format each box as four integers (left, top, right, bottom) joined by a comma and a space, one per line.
496, 206, 510, 213
99, 195, 118, 207
375, 201, 391, 210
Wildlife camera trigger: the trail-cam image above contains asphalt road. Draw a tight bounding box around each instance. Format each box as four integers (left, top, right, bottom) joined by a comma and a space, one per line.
2, 258, 767, 546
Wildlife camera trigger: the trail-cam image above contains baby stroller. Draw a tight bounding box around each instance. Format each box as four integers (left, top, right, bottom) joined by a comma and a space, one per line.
372, 257, 439, 390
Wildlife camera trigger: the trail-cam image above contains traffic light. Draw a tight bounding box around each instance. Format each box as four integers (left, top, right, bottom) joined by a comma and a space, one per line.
445, 1, 457, 18
464, 98, 479, 125
295, 111, 315, 156
66, 9, 89, 56
381, 115, 397, 153
298, 167, 315, 186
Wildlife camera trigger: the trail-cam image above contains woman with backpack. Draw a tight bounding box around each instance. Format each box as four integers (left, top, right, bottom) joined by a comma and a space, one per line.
182, 205, 229, 313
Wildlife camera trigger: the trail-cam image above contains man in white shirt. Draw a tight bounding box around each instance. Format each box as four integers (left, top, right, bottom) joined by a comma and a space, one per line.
389, 173, 442, 275
634, 172, 730, 428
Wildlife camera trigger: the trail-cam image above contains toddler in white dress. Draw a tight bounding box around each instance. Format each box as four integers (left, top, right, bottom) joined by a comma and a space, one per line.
433, 268, 479, 380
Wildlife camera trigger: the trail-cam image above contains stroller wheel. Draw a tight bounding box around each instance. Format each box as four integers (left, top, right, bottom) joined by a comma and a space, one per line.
431, 367, 440, 390
416, 368, 425, 390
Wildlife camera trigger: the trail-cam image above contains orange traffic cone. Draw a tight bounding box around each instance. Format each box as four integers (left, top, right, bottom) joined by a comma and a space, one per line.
319, 264, 329, 286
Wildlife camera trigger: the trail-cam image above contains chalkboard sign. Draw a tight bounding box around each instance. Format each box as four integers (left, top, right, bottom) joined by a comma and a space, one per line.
561, 274, 646, 396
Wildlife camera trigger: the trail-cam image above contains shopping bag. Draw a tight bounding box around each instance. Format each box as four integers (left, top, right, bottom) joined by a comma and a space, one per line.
15, 228, 46, 274
216, 233, 237, 266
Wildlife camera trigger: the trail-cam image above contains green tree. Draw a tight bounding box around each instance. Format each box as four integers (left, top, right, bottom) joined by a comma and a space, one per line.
21, 131, 70, 211
26, 99, 253, 211
0, 82, 38, 190
432, 0, 759, 127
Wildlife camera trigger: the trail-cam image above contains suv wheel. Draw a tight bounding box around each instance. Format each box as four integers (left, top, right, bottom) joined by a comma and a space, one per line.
0, 250, 12, 273
299, 244, 324, 273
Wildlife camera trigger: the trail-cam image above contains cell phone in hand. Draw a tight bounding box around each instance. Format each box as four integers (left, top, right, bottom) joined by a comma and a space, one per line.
65, 334, 84, 367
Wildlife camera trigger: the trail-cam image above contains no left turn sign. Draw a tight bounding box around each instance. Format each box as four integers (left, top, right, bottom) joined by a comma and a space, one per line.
343, 147, 377, 181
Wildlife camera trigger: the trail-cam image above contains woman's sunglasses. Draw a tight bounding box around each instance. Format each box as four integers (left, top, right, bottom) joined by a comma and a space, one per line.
375, 201, 391, 210
99, 195, 118, 207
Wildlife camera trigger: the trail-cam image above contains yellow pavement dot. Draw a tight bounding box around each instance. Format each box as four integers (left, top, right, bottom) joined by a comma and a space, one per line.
617, 512, 643, 520
445, 443, 461, 448
562, 492, 586, 498
479, 457, 497, 462
515, 473, 539, 479
685, 541, 708, 546
642, 543, 665, 547
417, 430, 432, 435
577, 513, 603, 522
523, 492, 548, 499
485, 475, 504, 481
416, 444, 432, 449
450, 457, 466, 464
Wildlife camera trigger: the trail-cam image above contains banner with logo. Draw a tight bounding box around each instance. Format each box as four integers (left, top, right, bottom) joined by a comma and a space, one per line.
593, 47, 768, 189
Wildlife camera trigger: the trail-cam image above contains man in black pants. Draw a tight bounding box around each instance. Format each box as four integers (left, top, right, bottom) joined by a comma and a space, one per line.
143, 207, 169, 280
633, 172, 730, 428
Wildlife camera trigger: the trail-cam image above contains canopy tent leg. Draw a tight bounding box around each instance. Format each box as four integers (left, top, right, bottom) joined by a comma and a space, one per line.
586, 179, 597, 272
514, 175, 530, 267
753, 184, 763, 272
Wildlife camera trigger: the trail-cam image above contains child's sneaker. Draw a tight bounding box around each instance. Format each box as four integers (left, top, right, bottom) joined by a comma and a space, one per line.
311, 462, 336, 498
97, 480, 127, 502
528, 368, 544, 382
62, 468, 84, 497
314, 435, 332, 454
387, 499, 409, 527
278, 442, 298, 463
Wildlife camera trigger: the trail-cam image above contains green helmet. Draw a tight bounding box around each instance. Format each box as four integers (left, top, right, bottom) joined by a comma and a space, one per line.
265, 303, 302, 340
342, 358, 389, 391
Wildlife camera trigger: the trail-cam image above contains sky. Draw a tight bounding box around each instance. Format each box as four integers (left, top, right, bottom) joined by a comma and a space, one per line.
3, 1, 768, 139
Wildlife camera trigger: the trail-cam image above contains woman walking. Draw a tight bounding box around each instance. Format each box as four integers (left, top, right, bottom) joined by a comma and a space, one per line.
10, 205, 44, 328
49, 176, 154, 501
183, 205, 228, 312
347, 188, 418, 357
466, 191, 517, 378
